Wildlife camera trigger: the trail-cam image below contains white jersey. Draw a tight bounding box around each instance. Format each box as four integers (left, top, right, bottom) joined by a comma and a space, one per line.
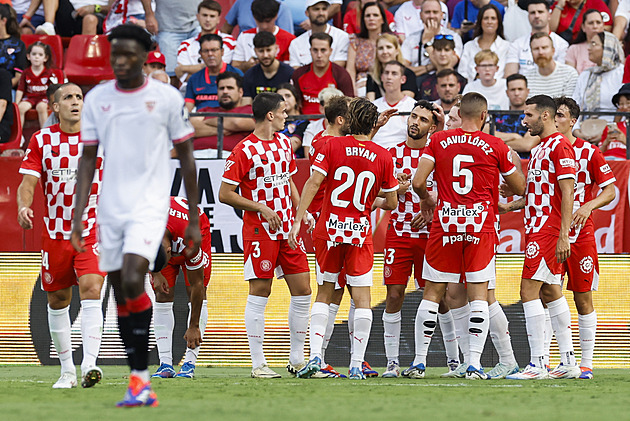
505, 32, 569, 74
394, 0, 449, 38
81, 78, 194, 225
371, 95, 416, 150
288, 24, 349, 67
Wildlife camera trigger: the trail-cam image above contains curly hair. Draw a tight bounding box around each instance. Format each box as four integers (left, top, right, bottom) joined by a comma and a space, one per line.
344, 98, 379, 135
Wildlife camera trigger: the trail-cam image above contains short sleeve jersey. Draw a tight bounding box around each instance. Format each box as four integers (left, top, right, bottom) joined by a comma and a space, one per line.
176, 31, 237, 85
524, 133, 577, 234
19, 124, 103, 240
165, 196, 212, 271
18, 67, 65, 102
307, 131, 333, 216
222, 132, 297, 241
232, 27, 295, 63
312, 136, 398, 246
184, 64, 244, 109
422, 128, 516, 234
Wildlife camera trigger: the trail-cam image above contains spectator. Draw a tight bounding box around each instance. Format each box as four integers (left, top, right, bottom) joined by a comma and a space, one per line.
550, 0, 612, 43
444, 94, 462, 128
301, 86, 343, 156
450, 0, 505, 42
573, 31, 624, 125
0, 68, 13, 143
192, 71, 255, 158
276, 83, 309, 154
15, 0, 46, 35
42, 82, 60, 128
459, 4, 509, 82
346, 0, 395, 36
599, 83, 629, 159
242, 32, 294, 100
401, 0, 462, 78
366, 33, 417, 101
16, 41, 65, 128
287, 0, 341, 35
288, 0, 350, 68
566, 9, 605, 73
149, 69, 170, 84
434, 68, 461, 113
222, 0, 294, 35
371, 61, 417, 150
462, 50, 509, 110
55, 0, 110, 36
522, 32, 579, 97
291, 32, 354, 116
103, 0, 156, 34
154, 0, 200, 78
417, 35, 466, 100
143, 50, 166, 75
613, 0, 630, 42
232, 0, 295, 72
0, 4, 26, 88
185, 34, 244, 112
176, 0, 236, 91
505, 0, 570, 77
346, 2, 391, 97
394, 0, 449, 42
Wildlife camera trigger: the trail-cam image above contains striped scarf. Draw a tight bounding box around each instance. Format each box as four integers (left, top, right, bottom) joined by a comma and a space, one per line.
584, 32, 624, 114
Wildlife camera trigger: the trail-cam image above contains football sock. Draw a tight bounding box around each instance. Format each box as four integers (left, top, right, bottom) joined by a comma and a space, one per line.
130, 369, 150, 383
412, 300, 439, 367
383, 310, 401, 364
126, 293, 152, 372
153, 301, 174, 366
289, 295, 311, 366
308, 301, 329, 360
116, 303, 134, 369
321, 303, 340, 366
437, 310, 459, 363
548, 296, 576, 366
245, 295, 268, 368
451, 304, 470, 364
184, 300, 208, 365
79, 299, 103, 371
350, 308, 372, 369
468, 300, 489, 370
543, 307, 552, 367
48, 305, 75, 374
523, 299, 546, 368
488, 301, 517, 366
578, 311, 597, 369
348, 299, 356, 355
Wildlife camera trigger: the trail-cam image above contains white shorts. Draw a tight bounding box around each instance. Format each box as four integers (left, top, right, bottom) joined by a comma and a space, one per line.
422, 255, 496, 284
98, 217, 167, 273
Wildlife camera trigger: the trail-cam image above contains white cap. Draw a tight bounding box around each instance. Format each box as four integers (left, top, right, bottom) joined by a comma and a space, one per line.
306, 0, 330, 8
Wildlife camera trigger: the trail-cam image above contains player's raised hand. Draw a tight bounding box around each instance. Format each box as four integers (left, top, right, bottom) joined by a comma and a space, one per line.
571, 203, 592, 229
17, 206, 34, 230
288, 220, 301, 250
184, 326, 202, 349
432, 103, 445, 132
184, 223, 202, 259
260, 205, 282, 231
556, 236, 570, 263
411, 212, 428, 229
70, 224, 86, 253
376, 109, 398, 129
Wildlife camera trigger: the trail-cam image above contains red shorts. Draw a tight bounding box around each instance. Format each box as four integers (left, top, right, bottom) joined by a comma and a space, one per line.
40, 233, 105, 292
423, 231, 496, 283
563, 231, 599, 292
21, 96, 47, 108
383, 230, 428, 288
243, 238, 309, 280
522, 231, 563, 285
156, 233, 212, 288
313, 238, 373, 287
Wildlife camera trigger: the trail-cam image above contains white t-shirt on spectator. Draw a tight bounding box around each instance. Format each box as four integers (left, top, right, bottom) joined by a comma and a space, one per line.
71, 0, 108, 8
523, 61, 578, 98
288, 24, 350, 67
372, 95, 416, 150
505, 32, 569, 75
394, 1, 449, 38
176, 32, 236, 90
302, 118, 325, 150
462, 78, 509, 110
402, 27, 463, 67
459, 36, 510, 82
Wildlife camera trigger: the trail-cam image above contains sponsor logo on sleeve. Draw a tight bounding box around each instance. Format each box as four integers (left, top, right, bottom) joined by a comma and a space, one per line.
224, 160, 235, 172
559, 158, 575, 168
600, 164, 612, 174
315, 153, 325, 163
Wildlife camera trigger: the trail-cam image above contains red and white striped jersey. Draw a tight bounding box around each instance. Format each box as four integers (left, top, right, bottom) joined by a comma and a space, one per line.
19, 124, 103, 240
222, 132, 297, 241
525, 133, 576, 234
166, 196, 211, 271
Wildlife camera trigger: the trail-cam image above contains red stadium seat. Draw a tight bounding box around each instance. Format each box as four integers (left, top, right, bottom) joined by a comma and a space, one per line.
21, 34, 65, 69
0, 103, 23, 152
64, 35, 114, 85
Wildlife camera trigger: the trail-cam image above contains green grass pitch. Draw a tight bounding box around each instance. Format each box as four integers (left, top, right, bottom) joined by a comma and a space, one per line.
1, 366, 629, 421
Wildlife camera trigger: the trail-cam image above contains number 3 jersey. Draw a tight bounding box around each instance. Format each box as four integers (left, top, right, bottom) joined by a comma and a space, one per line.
312, 135, 398, 246
422, 128, 516, 235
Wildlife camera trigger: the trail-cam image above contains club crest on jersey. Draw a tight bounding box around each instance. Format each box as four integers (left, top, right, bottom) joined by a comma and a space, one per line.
580, 256, 594, 273
525, 241, 540, 259
43, 272, 53, 285
101, 105, 111, 112
384, 266, 392, 278
41, 77, 48, 84
145, 101, 156, 112
260, 260, 272, 272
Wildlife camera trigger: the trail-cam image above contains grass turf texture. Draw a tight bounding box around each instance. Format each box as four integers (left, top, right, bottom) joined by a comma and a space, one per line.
1, 366, 629, 420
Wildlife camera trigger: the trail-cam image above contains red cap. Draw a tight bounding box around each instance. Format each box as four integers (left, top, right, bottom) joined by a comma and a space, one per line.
146, 51, 166, 66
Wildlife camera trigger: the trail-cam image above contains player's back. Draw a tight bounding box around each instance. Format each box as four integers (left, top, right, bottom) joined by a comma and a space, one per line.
308, 132, 334, 216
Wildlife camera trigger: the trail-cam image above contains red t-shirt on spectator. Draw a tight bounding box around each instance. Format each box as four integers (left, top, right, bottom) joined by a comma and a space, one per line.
194, 104, 253, 151
18, 67, 65, 103
343, 2, 395, 34
291, 62, 354, 115
551, 0, 611, 41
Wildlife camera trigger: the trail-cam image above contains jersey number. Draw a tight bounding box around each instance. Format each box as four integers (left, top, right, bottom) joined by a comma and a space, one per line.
385, 248, 395, 265
252, 241, 261, 258
42, 251, 49, 270
330, 166, 376, 212
452, 154, 474, 195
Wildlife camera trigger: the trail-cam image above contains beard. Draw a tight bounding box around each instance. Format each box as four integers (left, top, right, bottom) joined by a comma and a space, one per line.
527, 118, 544, 136
534, 55, 553, 68
407, 125, 427, 140
220, 98, 237, 110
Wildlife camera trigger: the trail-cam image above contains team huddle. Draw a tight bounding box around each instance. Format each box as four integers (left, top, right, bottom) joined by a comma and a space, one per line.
14, 23, 616, 409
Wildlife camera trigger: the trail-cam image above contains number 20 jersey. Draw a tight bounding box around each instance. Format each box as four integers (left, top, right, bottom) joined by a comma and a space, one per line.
422, 128, 516, 235
312, 135, 398, 246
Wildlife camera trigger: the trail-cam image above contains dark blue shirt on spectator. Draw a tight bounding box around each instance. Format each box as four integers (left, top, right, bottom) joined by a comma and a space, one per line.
185, 64, 244, 110
243, 62, 294, 99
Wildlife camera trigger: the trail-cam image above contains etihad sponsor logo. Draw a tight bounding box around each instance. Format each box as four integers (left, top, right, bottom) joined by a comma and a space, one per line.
263, 171, 290, 187
442, 233, 480, 246
50, 168, 77, 181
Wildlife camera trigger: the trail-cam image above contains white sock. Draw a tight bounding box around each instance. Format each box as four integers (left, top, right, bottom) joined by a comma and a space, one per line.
468, 300, 489, 370
412, 300, 439, 366
322, 303, 339, 366
350, 308, 372, 369
523, 299, 546, 368
153, 301, 174, 366
348, 299, 356, 356
289, 295, 311, 365
578, 311, 597, 369
308, 301, 329, 360
543, 307, 552, 367
48, 305, 75, 374
131, 369, 150, 382
488, 301, 516, 366
437, 310, 459, 363
383, 311, 401, 364
183, 300, 208, 365
451, 304, 470, 364
245, 295, 268, 368
79, 299, 103, 371
547, 296, 576, 366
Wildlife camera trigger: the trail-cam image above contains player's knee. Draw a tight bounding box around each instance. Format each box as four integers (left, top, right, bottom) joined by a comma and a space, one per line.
47, 289, 72, 309
36, 102, 48, 112
386, 290, 404, 309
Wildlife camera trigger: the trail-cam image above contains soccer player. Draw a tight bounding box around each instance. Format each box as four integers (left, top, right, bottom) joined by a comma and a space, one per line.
218, 92, 312, 379
71, 24, 201, 407
410, 92, 526, 380
503, 95, 578, 380
289, 97, 399, 380
151, 196, 212, 379
17, 83, 105, 389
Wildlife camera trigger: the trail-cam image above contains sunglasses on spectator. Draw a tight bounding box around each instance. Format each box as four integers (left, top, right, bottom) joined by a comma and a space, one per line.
434, 34, 454, 41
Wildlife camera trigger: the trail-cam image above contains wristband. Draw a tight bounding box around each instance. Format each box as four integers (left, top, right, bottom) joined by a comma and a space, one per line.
22, 15, 31, 21
94, 4, 102, 13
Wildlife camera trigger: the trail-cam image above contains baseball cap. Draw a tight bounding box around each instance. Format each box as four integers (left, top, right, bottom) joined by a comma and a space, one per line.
306, 0, 330, 8
146, 51, 166, 66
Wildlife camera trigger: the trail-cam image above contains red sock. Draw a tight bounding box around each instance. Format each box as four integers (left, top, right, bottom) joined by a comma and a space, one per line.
127, 292, 152, 313
117, 303, 130, 317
